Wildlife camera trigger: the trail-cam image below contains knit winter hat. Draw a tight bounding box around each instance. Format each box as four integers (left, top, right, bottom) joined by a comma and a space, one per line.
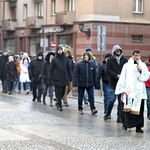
105, 53, 112, 59
85, 46, 92, 52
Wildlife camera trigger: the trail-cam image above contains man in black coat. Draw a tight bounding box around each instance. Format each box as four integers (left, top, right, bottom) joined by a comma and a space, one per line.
104, 45, 128, 122
73, 52, 99, 115
0, 49, 9, 93
49, 45, 72, 111
96, 53, 112, 115
28, 50, 45, 102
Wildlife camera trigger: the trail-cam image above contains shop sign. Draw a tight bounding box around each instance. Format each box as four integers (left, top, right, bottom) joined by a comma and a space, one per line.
37, 27, 65, 34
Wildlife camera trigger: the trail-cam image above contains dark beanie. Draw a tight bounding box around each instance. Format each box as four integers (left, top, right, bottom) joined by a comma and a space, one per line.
105, 53, 112, 59
3, 49, 7, 53
37, 50, 43, 57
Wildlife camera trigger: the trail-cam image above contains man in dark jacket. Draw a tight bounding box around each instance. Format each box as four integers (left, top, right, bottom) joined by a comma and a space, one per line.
96, 53, 112, 115
28, 50, 45, 102
104, 45, 128, 122
0, 49, 9, 93
73, 52, 99, 115
49, 45, 72, 111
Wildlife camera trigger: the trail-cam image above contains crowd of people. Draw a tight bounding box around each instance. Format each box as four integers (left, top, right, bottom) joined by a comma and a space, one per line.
0, 44, 150, 134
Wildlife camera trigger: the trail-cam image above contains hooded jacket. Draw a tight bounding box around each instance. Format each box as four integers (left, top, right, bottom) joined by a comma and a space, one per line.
28, 51, 45, 81
106, 45, 128, 89
48, 49, 72, 86
42, 52, 55, 84
0, 54, 9, 79
73, 52, 97, 87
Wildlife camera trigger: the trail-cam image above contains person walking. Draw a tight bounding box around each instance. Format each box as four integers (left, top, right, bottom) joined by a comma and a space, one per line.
0, 49, 9, 93
115, 49, 149, 133
5, 56, 17, 95
48, 45, 72, 111
96, 53, 112, 116
145, 54, 150, 120
73, 52, 99, 115
42, 51, 55, 106
28, 50, 45, 102
63, 48, 75, 107
82, 46, 99, 106
104, 45, 128, 123
16, 52, 23, 93
20, 52, 31, 95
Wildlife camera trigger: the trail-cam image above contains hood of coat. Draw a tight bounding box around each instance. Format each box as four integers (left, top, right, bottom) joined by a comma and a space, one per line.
112, 45, 122, 55
45, 52, 55, 62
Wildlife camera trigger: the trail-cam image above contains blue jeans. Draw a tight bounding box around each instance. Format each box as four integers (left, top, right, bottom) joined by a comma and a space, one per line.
146, 87, 150, 115
106, 88, 121, 120
23, 82, 29, 91
78, 86, 96, 111
102, 83, 109, 114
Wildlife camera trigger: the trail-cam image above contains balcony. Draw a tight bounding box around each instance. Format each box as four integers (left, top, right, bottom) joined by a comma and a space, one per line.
55, 11, 75, 25
2, 19, 17, 31
3, 0, 17, 2
26, 16, 44, 28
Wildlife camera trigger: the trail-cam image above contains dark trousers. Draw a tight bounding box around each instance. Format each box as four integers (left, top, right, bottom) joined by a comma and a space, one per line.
7, 80, 13, 92
55, 86, 66, 107
78, 86, 95, 111
32, 80, 43, 100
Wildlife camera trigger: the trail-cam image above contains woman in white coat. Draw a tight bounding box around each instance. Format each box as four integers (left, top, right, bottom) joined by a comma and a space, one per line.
20, 52, 30, 94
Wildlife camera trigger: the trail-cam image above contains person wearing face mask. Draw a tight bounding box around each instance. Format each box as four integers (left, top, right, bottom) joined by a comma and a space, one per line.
104, 45, 128, 123
115, 49, 149, 133
73, 52, 99, 115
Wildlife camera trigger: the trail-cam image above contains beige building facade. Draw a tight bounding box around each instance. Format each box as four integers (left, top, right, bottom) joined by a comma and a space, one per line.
0, 0, 150, 61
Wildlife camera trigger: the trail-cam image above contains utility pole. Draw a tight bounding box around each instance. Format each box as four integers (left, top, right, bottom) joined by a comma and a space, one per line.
97, 25, 106, 64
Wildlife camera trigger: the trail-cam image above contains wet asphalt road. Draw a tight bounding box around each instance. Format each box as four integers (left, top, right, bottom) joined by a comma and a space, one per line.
0, 88, 150, 150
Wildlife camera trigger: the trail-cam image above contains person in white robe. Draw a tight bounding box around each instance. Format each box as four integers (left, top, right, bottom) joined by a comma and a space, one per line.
115, 49, 149, 133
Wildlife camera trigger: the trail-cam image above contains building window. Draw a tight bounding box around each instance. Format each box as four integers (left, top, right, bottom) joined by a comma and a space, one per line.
10, 6, 16, 19
23, 4, 28, 20
30, 38, 40, 56
58, 34, 73, 50
51, 0, 56, 15
133, 0, 143, 13
6, 39, 15, 54
65, 0, 75, 11
132, 35, 143, 43
35, 2, 43, 17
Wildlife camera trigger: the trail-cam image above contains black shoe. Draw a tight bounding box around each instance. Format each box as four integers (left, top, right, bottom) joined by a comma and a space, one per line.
116, 118, 122, 123
122, 126, 127, 130
32, 98, 36, 101
54, 98, 57, 101
64, 102, 69, 107
3, 90, 7, 93
8, 91, 12, 95
104, 114, 108, 121
92, 109, 98, 115
147, 114, 150, 120
37, 99, 41, 102
136, 128, 144, 133
58, 106, 63, 111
